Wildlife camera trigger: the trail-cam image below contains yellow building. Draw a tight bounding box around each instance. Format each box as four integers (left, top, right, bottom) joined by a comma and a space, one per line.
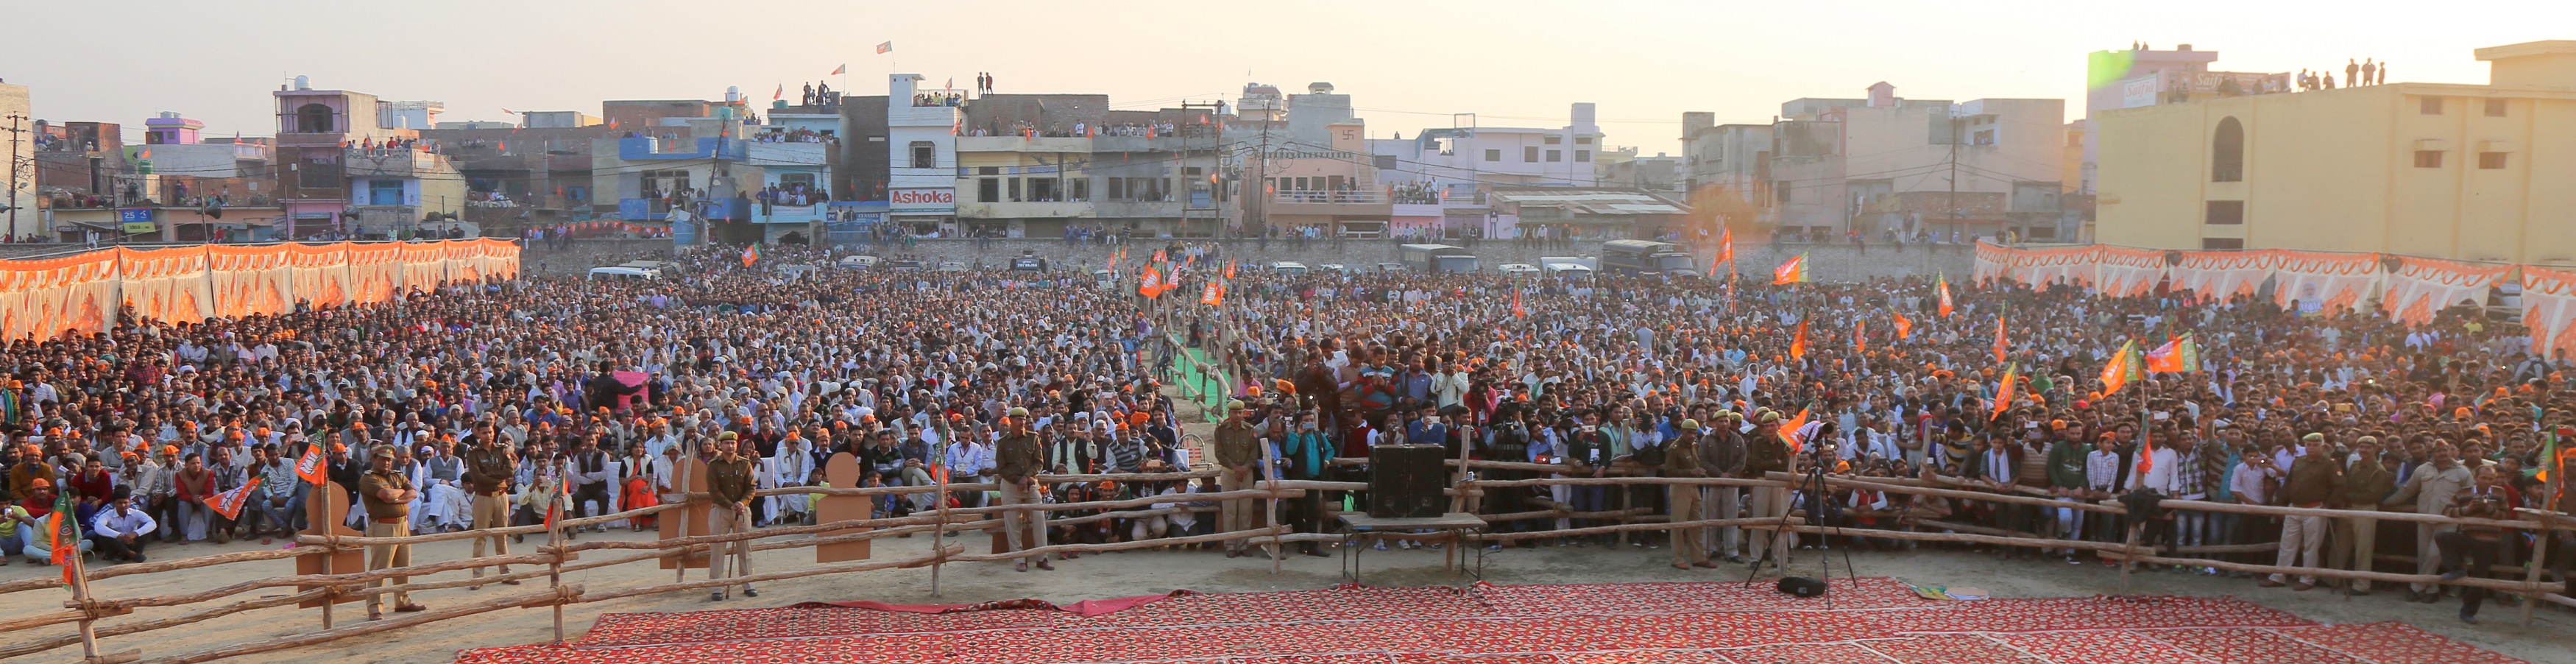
2096, 40, 2576, 264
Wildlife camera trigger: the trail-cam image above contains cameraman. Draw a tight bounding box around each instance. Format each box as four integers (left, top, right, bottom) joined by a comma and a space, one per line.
2431, 465, 2513, 624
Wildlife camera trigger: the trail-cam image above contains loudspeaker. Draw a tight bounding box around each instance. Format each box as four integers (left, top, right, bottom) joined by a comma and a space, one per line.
1776, 576, 1827, 598
1368, 444, 1447, 518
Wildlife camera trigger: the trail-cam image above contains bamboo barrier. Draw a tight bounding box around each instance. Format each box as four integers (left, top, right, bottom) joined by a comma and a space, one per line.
2095, 549, 2564, 594
123, 586, 575, 664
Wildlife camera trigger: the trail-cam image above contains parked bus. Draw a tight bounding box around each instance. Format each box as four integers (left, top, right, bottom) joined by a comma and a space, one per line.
1398, 244, 1479, 273
1599, 239, 1696, 275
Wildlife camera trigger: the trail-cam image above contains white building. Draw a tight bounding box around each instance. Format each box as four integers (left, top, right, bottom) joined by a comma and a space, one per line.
885, 74, 961, 235
0, 82, 31, 241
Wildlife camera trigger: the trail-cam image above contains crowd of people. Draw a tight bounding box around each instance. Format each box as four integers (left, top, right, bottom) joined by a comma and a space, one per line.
1, 239, 2569, 626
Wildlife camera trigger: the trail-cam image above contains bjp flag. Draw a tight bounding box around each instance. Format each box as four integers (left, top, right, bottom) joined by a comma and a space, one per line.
1853, 319, 1866, 355
294, 443, 329, 484
1512, 291, 1527, 319
1789, 319, 1808, 359
1990, 364, 2018, 421
209, 476, 262, 520
740, 244, 761, 267
1200, 282, 1225, 306
2099, 340, 2136, 396
1892, 311, 1913, 341
1223, 259, 1237, 279
1936, 273, 1955, 318
1138, 266, 1164, 298
1716, 226, 1735, 277
1772, 254, 1809, 285
1992, 317, 2009, 364
1780, 407, 1813, 452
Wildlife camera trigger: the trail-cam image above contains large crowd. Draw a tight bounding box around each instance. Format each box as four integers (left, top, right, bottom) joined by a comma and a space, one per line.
1, 240, 2569, 625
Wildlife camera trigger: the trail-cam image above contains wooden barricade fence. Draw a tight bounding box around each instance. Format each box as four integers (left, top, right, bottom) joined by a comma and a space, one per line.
6, 458, 2566, 663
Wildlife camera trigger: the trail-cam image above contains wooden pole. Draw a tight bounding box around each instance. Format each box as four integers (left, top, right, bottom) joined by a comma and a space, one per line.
548, 504, 565, 643
1265, 432, 1283, 574
2520, 468, 2561, 626
931, 449, 950, 597
317, 534, 334, 630
2117, 520, 2143, 596
66, 529, 102, 660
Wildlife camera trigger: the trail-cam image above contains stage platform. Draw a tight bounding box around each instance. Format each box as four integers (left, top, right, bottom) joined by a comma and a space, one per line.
453, 577, 2524, 663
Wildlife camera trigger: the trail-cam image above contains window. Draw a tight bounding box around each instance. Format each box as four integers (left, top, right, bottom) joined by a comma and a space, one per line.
1483, 149, 1501, 162
1543, 135, 1562, 144
1006, 177, 1021, 202
1523, 146, 1539, 163
1574, 137, 1592, 145
294, 103, 334, 133
909, 141, 935, 169
1774, 183, 1791, 203
2413, 150, 2444, 168
977, 166, 999, 175
367, 180, 403, 206
2204, 200, 2245, 225
2201, 238, 2245, 250
2484, 99, 2507, 117
2479, 152, 2508, 169
1574, 150, 1590, 163
2211, 117, 2244, 183
1069, 178, 1089, 201
1545, 149, 1562, 163
2419, 96, 2443, 115
640, 169, 690, 196
977, 177, 999, 202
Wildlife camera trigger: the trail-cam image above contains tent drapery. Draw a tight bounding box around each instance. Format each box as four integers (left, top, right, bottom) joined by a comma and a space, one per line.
0, 239, 521, 340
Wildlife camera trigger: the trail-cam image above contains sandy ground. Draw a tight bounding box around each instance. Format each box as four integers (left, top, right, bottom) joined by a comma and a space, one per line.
4, 397, 2568, 663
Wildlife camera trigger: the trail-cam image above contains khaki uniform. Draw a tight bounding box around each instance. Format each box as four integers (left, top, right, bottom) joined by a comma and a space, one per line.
1663, 435, 1706, 566
1212, 420, 1260, 554
2330, 458, 2396, 591
357, 469, 417, 614
993, 432, 1047, 564
705, 453, 758, 594
461, 445, 516, 577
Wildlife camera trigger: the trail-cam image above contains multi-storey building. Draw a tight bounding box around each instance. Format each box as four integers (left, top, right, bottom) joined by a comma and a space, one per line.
269, 77, 464, 239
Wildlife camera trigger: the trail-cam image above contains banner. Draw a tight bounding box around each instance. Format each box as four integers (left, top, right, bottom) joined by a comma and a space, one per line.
2270, 250, 2382, 314
2014, 245, 2099, 289
1972, 241, 2016, 285
2380, 256, 2512, 325
2522, 266, 2576, 359
2092, 246, 2168, 298
2170, 250, 2278, 300
0, 239, 520, 341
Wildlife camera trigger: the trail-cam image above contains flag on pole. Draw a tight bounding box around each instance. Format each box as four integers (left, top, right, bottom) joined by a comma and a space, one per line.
1854, 319, 1866, 355
1512, 291, 1527, 318
1139, 266, 1163, 298
2100, 340, 2136, 396
741, 244, 761, 267
774, 84, 785, 101
1789, 319, 1808, 360
1936, 273, 1955, 317
1893, 311, 1913, 341
1992, 317, 2009, 364
944, 77, 953, 90
1152, 249, 1168, 264
1772, 254, 1808, 285
1200, 282, 1225, 306
294, 444, 328, 485
208, 477, 262, 520
2145, 334, 2200, 373
874, 41, 893, 54
1780, 408, 1813, 452
545, 495, 561, 531
835, 62, 852, 74
1991, 364, 2019, 421
1223, 259, 1236, 279
2136, 431, 2156, 474
1716, 226, 1735, 277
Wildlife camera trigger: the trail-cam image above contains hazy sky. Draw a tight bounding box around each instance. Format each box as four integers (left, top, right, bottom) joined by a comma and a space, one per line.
6, 0, 2568, 153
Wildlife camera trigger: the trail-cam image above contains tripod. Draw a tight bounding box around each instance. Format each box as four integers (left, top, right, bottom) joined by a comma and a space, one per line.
1741, 447, 1861, 608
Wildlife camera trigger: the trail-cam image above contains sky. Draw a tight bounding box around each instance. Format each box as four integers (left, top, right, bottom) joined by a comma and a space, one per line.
4, 0, 2569, 154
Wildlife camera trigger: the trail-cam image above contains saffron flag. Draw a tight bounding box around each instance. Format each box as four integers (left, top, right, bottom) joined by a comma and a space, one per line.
1152, 249, 1167, 264
1992, 317, 2009, 364
1936, 273, 1955, 317
1991, 364, 2018, 421
1780, 407, 1813, 452
1772, 254, 1809, 285
1854, 319, 1866, 356
834, 63, 850, 74
2100, 340, 2136, 396
1139, 266, 1163, 298
774, 83, 784, 101
874, 41, 892, 54
294, 443, 328, 485
1223, 259, 1236, 279
1893, 311, 1913, 341
741, 244, 761, 267
545, 496, 561, 531
1512, 291, 1527, 318
1716, 226, 1735, 277
1789, 319, 1808, 359
46, 490, 79, 575
2136, 433, 2156, 474
1200, 282, 1225, 306
208, 477, 261, 520
2145, 334, 2200, 373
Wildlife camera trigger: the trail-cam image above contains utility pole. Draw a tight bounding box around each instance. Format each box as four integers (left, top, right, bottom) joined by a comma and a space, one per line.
1946, 119, 1960, 244
1179, 101, 1223, 238
2, 113, 26, 241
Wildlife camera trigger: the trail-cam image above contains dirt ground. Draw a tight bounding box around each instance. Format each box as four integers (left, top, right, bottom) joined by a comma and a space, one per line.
4, 527, 2569, 664
4, 396, 2567, 663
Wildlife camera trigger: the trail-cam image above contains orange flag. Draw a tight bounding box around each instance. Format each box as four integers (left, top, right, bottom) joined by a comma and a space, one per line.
1854, 319, 1866, 355
1892, 311, 1913, 341
1936, 274, 1955, 318
1780, 407, 1812, 452
1512, 291, 1527, 319
294, 444, 329, 485
1992, 317, 2009, 364
1772, 254, 1809, 285
1789, 319, 1808, 359
2136, 434, 2156, 474
1716, 226, 1735, 274
1200, 281, 1225, 305
1990, 364, 2018, 421
2100, 339, 2136, 396
1223, 259, 1237, 279
1139, 266, 1164, 298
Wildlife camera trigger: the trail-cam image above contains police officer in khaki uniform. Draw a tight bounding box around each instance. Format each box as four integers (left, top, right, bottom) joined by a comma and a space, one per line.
705, 431, 759, 601
1212, 400, 1259, 557
994, 407, 1052, 572
358, 444, 427, 619
461, 423, 520, 588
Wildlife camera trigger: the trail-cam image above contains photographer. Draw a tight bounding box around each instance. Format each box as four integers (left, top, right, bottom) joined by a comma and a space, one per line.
2431, 465, 2514, 624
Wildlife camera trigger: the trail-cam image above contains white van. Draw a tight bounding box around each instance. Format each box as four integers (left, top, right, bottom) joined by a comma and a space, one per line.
835, 255, 880, 270
587, 266, 662, 280
1268, 261, 1309, 277
1543, 262, 1595, 279
1496, 263, 1540, 278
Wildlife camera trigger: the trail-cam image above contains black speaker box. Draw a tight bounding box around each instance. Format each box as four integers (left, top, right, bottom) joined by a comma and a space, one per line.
1368, 444, 1448, 518
1777, 576, 1828, 598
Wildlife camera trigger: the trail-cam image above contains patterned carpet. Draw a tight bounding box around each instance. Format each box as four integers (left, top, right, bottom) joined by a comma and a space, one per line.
452, 578, 2526, 664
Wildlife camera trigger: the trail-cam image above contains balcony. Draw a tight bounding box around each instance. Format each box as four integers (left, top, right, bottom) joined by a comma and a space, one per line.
955, 135, 1092, 153
342, 148, 447, 178
755, 203, 829, 225
746, 141, 829, 166
618, 198, 673, 221
1094, 199, 1181, 219
615, 136, 746, 162
955, 200, 1092, 219
1089, 135, 1190, 153
1265, 190, 1392, 217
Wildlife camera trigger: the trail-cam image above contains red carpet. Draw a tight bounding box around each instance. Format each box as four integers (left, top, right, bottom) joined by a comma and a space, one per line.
453, 579, 2526, 664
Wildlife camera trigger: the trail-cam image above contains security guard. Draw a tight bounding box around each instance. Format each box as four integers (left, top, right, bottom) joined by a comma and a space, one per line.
359, 444, 426, 619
